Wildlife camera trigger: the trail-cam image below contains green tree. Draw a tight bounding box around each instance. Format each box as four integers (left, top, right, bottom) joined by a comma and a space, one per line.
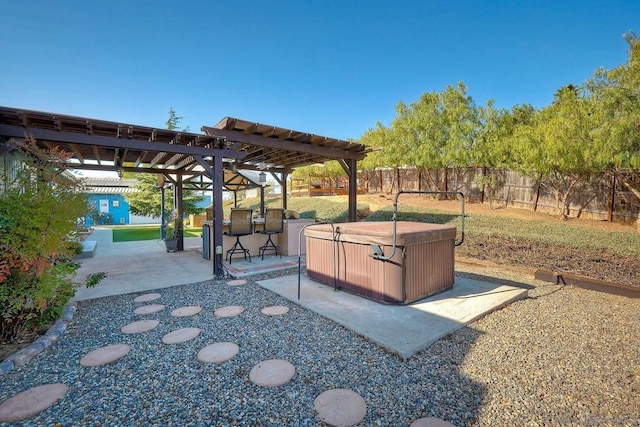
0, 138, 102, 342
358, 122, 392, 192
125, 108, 203, 220
126, 173, 205, 218
474, 102, 536, 205
512, 85, 598, 217
166, 107, 190, 132
390, 82, 480, 191
588, 32, 640, 204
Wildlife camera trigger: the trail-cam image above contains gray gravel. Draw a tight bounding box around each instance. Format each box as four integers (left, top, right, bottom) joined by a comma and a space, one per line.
1, 266, 639, 426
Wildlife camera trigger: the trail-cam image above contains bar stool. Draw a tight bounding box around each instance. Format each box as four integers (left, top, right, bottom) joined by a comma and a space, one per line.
258, 208, 285, 260
224, 208, 253, 264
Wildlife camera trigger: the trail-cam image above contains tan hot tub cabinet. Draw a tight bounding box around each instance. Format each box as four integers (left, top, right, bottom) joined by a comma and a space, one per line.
305, 221, 457, 304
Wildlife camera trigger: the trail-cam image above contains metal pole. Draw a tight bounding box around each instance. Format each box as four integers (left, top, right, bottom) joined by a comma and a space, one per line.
370, 190, 466, 262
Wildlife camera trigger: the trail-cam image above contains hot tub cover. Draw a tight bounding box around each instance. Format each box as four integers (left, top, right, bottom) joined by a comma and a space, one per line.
304, 221, 456, 246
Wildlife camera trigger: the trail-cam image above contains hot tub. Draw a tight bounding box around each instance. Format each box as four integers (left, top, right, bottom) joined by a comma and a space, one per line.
305, 221, 456, 304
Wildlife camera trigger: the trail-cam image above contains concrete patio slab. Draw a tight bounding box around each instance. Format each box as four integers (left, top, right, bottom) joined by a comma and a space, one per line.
73, 227, 299, 301
257, 274, 528, 358
73, 229, 214, 301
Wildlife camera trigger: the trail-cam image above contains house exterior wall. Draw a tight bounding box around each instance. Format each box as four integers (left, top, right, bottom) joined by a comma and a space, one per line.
85, 194, 130, 225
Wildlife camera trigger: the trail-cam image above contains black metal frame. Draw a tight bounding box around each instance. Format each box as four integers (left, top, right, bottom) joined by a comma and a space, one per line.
226, 236, 251, 264
258, 233, 281, 260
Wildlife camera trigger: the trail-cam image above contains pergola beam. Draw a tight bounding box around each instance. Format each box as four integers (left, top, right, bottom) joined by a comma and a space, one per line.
0, 124, 245, 160
202, 127, 365, 161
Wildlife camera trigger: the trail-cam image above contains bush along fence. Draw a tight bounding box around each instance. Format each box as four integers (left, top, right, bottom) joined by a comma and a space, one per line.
359, 167, 639, 225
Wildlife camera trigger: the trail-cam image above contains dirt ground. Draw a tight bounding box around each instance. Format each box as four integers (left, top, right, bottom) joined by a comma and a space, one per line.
358, 193, 639, 287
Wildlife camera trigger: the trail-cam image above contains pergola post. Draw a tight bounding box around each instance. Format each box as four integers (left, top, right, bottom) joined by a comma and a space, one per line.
213, 155, 224, 277
160, 186, 166, 239
341, 158, 358, 222
175, 174, 184, 251
281, 171, 289, 210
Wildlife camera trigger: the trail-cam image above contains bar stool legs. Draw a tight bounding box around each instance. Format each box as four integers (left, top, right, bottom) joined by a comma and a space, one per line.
226, 236, 251, 264
258, 233, 282, 260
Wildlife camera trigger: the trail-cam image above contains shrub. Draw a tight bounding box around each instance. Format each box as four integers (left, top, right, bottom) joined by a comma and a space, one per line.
0, 139, 104, 343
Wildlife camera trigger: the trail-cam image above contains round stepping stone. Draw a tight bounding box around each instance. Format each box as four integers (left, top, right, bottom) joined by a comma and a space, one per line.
133, 293, 161, 303
261, 305, 290, 316
0, 384, 69, 422
249, 359, 296, 387
134, 304, 165, 315
214, 305, 245, 318
162, 327, 201, 344
171, 305, 202, 317
410, 418, 457, 427
197, 342, 240, 363
227, 279, 247, 286
80, 344, 130, 367
121, 319, 160, 334
314, 388, 367, 427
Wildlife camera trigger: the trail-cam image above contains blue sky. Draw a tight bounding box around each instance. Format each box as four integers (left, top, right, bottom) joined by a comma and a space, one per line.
1, 1, 638, 141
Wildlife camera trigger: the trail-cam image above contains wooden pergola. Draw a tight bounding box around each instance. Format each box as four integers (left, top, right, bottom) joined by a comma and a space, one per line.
0, 106, 369, 277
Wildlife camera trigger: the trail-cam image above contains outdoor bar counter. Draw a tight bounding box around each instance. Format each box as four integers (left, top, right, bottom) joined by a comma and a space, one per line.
305, 221, 457, 304
202, 218, 315, 260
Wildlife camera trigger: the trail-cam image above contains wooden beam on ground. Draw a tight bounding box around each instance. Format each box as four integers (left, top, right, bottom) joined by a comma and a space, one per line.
534, 269, 640, 298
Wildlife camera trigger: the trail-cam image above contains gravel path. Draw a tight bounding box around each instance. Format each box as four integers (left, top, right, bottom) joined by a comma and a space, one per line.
0, 266, 638, 426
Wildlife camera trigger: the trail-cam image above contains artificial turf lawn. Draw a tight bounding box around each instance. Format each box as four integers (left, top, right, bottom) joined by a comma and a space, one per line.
112, 226, 201, 242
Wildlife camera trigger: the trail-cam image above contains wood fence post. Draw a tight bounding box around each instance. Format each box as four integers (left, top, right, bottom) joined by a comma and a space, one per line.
607, 174, 616, 222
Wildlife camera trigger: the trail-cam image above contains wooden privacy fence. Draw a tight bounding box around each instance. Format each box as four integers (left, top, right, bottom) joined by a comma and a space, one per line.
359, 167, 639, 224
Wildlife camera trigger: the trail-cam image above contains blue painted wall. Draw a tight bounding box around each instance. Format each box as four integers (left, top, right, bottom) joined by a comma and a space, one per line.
85, 194, 130, 225
84, 193, 211, 226
197, 195, 212, 209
